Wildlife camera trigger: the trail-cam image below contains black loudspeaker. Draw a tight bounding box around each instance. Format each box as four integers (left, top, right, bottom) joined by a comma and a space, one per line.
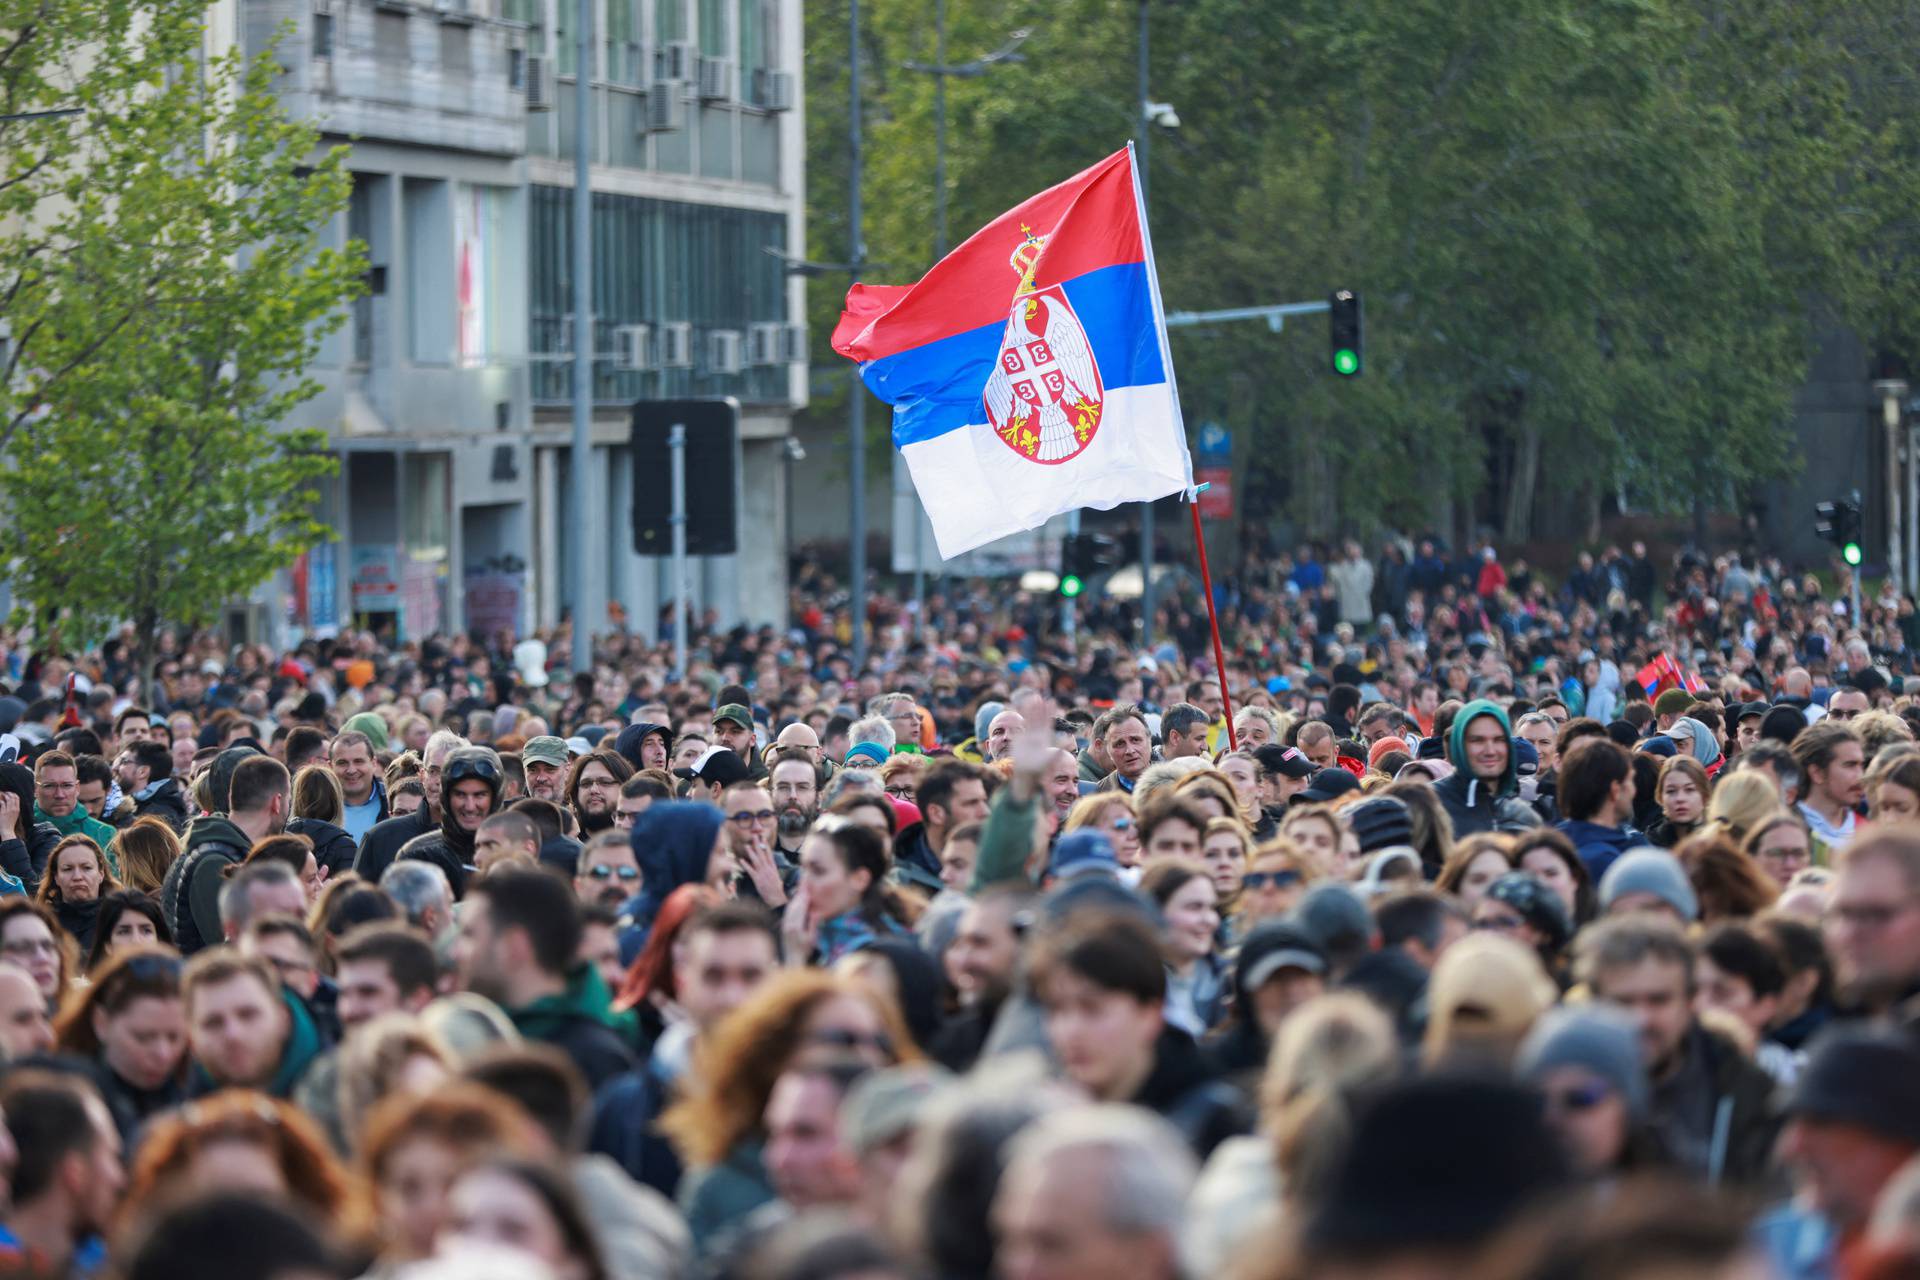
631, 398, 739, 556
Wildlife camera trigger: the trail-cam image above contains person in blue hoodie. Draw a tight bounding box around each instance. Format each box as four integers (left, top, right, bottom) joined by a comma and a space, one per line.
619, 800, 727, 964
1552, 737, 1643, 881
1432, 700, 1541, 837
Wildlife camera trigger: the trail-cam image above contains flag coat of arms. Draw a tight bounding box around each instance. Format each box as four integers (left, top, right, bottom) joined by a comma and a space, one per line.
831, 145, 1192, 558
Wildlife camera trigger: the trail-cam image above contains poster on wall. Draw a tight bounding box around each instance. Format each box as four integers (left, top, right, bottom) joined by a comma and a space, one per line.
400, 557, 443, 641
464, 569, 524, 639
351, 545, 401, 613
454, 186, 489, 368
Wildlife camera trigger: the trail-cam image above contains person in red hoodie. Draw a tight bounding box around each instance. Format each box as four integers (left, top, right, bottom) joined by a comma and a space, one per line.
1476, 544, 1509, 600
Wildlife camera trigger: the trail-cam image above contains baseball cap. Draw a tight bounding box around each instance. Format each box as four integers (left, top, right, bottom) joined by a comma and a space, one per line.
1238, 921, 1328, 991
1735, 701, 1770, 723
713, 703, 753, 730
1255, 744, 1317, 781
523, 736, 569, 767
1786, 1029, 1920, 1147
675, 746, 752, 787
1294, 767, 1361, 806
1653, 688, 1696, 718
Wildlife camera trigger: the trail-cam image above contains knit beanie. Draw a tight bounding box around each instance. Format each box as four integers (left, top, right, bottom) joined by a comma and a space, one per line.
1598, 847, 1699, 922
1518, 1006, 1650, 1120
343, 711, 390, 753
1760, 704, 1809, 745
1346, 796, 1413, 854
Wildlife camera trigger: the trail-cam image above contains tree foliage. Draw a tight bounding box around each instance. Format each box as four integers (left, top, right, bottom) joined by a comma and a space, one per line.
806, 0, 1920, 542
0, 0, 362, 669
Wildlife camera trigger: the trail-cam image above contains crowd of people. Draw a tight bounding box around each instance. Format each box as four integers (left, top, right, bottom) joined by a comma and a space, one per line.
0, 538, 1918, 1280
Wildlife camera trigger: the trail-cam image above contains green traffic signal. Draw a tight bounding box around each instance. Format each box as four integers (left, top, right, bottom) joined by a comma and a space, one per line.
1061, 574, 1084, 598
1333, 348, 1360, 376
1844, 542, 1863, 567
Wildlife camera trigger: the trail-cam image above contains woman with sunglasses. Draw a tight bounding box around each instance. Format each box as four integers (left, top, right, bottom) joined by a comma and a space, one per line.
1518, 1006, 1668, 1181
53, 946, 188, 1143
660, 969, 919, 1260
1236, 840, 1320, 927
1063, 794, 1141, 869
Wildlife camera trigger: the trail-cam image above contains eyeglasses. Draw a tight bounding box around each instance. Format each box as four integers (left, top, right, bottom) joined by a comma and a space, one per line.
1543, 1081, 1612, 1113
807, 1027, 894, 1057
728, 809, 776, 825
1106, 817, 1133, 831
1243, 870, 1303, 891
586, 865, 641, 881
1757, 844, 1808, 864
884, 786, 916, 799
1473, 913, 1526, 934
1, 936, 58, 958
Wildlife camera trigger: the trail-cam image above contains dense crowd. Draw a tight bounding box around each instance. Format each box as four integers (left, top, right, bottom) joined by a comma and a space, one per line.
0, 537, 1918, 1280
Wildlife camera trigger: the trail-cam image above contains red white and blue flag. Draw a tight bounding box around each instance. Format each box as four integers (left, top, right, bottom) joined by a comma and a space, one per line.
1635, 653, 1706, 698
831, 146, 1192, 558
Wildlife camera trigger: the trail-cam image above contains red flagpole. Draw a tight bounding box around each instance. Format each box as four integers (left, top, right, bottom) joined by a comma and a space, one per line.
1187, 496, 1237, 752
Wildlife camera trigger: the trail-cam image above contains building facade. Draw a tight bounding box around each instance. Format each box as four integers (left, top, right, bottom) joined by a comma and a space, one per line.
244, 0, 805, 647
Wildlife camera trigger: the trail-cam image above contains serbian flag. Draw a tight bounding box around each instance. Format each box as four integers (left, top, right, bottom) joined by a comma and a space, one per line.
831, 145, 1192, 558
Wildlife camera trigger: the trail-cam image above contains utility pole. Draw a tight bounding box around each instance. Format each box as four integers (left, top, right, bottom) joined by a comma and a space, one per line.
567, 0, 597, 676
849, 0, 868, 672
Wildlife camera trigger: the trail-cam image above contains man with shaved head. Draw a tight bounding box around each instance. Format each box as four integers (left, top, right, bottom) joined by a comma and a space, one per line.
986, 709, 1027, 763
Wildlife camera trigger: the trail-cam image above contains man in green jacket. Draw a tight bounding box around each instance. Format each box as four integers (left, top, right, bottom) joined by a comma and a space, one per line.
33, 751, 118, 869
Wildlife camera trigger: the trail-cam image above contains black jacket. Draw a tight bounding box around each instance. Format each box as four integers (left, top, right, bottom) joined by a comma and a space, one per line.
891, 823, 945, 895
1131, 1025, 1253, 1160
0, 821, 59, 893
394, 831, 470, 898
589, 1054, 684, 1198
288, 817, 357, 877
353, 807, 436, 884
54, 897, 102, 953
132, 780, 190, 835
1651, 1023, 1780, 1186
160, 815, 251, 955
1433, 770, 1540, 837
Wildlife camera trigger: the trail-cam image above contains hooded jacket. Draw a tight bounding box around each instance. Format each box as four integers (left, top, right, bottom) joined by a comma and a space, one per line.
132, 777, 190, 834
1432, 701, 1541, 837
890, 822, 945, 895
507, 962, 638, 1089
0, 763, 56, 892
395, 754, 501, 900
160, 814, 252, 955
620, 802, 725, 963
288, 817, 358, 878
613, 722, 672, 773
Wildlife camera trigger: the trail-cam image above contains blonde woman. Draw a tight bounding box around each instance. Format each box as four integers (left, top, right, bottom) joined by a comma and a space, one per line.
1280, 805, 1347, 878
1200, 816, 1254, 920
1062, 793, 1139, 867
1705, 770, 1782, 845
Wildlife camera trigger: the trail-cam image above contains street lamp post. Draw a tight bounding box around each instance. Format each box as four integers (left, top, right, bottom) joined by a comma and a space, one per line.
899, 13, 1029, 640
1136, 0, 1157, 650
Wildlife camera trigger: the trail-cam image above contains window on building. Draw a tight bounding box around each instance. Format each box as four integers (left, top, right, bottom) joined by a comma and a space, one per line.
698, 0, 727, 56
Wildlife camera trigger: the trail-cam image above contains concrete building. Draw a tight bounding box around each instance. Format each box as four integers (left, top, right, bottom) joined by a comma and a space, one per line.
244, 0, 805, 646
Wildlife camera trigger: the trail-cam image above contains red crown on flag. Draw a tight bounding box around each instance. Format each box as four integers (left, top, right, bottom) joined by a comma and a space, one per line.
1008, 224, 1048, 296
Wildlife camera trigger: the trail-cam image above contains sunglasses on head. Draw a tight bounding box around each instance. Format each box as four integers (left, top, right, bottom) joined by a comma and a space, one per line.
122, 952, 183, 981
1242, 870, 1303, 891
586, 865, 640, 881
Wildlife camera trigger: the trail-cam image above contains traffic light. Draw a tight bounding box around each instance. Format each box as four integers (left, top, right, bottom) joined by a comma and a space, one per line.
1814, 492, 1864, 566
1059, 532, 1122, 596
1329, 289, 1362, 377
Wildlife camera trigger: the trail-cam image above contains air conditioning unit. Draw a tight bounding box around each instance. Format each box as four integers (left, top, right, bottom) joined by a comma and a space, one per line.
312, 0, 333, 16
708, 329, 744, 375
751, 68, 794, 111
697, 55, 733, 102
613, 324, 653, 371
524, 54, 553, 111
747, 323, 781, 366
655, 39, 696, 83
646, 84, 686, 131
658, 322, 693, 369
777, 322, 809, 364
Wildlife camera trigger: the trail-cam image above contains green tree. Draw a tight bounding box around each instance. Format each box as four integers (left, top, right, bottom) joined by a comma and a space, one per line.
808, 0, 1920, 546
0, 0, 362, 682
